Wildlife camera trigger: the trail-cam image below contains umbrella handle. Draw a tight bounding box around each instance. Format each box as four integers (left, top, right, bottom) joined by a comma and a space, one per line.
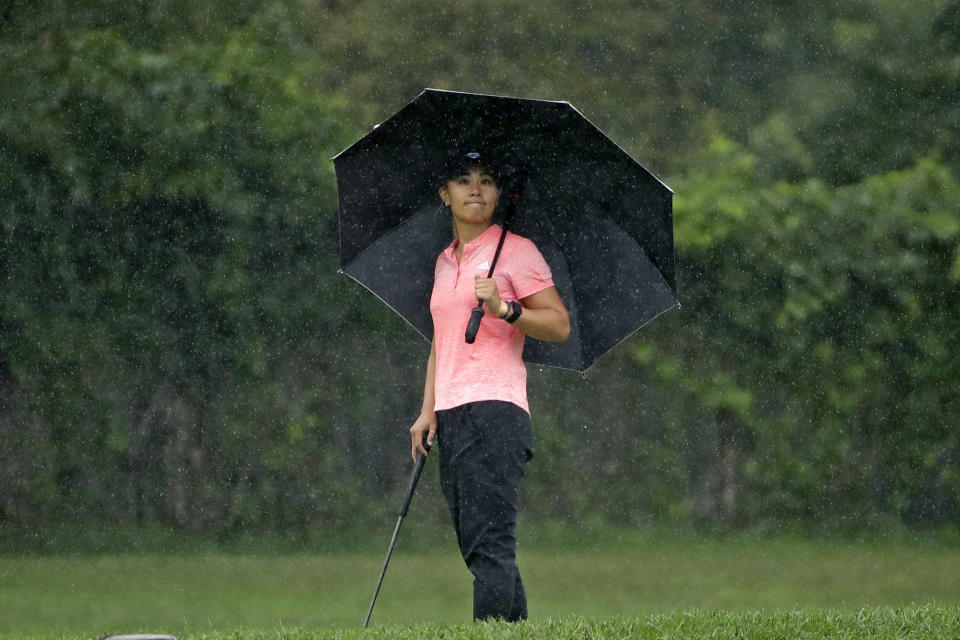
464, 171, 521, 346
464, 303, 484, 344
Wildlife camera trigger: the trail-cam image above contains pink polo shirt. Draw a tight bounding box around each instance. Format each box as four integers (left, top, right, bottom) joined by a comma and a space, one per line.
430, 224, 554, 414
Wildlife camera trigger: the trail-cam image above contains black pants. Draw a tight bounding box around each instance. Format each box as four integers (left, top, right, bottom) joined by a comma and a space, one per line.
436, 400, 534, 622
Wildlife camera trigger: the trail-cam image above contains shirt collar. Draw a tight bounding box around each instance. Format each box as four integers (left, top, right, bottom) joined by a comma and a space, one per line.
444, 224, 503, 256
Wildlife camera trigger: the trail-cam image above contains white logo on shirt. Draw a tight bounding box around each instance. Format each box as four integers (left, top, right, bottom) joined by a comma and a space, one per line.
477, 261, 490, 271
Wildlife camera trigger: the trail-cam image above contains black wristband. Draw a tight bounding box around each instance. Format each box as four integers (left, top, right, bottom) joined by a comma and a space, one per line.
505, 300, 522, 324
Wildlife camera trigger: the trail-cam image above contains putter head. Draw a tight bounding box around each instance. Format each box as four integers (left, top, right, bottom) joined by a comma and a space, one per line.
99, 636, 178, 640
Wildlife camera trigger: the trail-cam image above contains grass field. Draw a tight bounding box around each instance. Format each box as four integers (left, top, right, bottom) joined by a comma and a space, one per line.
4, 608, 959, 640
2, 534, 958, 639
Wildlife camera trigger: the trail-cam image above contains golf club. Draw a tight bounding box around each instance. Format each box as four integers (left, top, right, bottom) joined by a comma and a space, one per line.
363, 432, 432, 627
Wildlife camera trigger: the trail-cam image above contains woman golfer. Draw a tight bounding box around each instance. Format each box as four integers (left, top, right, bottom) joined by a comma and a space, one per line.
409, 151, 570, 622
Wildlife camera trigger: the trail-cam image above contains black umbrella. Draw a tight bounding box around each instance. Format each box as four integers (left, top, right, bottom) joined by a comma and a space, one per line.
334, 88, 678, 371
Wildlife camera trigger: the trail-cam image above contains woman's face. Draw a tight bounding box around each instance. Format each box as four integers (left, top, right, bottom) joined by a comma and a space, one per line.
439, 167, 501, 227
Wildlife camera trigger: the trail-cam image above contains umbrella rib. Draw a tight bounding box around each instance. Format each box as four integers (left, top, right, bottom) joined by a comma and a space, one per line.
338, 202, 446, 271
422, 87, 571, 106
331, 89, 430, 161
586, 293, 679, 371
338, 268, 433, 343
562, 102, 674, 195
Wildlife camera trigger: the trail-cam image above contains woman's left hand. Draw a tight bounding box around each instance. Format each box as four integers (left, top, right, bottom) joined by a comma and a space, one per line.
474, 276, 505, 316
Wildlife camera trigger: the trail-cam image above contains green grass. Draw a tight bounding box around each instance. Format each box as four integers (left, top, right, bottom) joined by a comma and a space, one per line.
3, 608, 959, 640
1, 536, 958, 638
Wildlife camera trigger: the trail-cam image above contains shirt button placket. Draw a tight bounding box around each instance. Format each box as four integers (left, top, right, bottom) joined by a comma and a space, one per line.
457, 246, 469, 290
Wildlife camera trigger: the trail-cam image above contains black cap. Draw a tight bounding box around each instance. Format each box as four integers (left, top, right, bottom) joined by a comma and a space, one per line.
435, 148, 514, 186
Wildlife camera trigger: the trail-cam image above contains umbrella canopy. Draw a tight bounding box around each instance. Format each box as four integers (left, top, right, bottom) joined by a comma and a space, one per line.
334, 88, 678, 371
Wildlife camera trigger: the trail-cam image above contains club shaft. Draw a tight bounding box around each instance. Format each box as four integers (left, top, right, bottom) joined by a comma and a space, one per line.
364, 514, 404, 628
364, 445, 430, 628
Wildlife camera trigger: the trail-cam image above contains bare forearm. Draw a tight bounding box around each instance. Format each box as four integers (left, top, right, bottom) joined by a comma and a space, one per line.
421, 339, 437, 414
409, 340, 438, 460
513, 305, 570, 342
478, 282, 570, 343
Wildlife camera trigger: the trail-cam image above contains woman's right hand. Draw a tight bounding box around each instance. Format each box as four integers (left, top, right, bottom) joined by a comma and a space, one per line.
409, 410, 437, 461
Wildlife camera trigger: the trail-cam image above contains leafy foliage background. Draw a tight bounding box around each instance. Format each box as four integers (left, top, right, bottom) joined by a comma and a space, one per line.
1, 0, 958, 545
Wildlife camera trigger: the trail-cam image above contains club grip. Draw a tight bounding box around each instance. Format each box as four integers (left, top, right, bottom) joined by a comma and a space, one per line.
400, 434, 432, 517
464, 304, 485, 344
